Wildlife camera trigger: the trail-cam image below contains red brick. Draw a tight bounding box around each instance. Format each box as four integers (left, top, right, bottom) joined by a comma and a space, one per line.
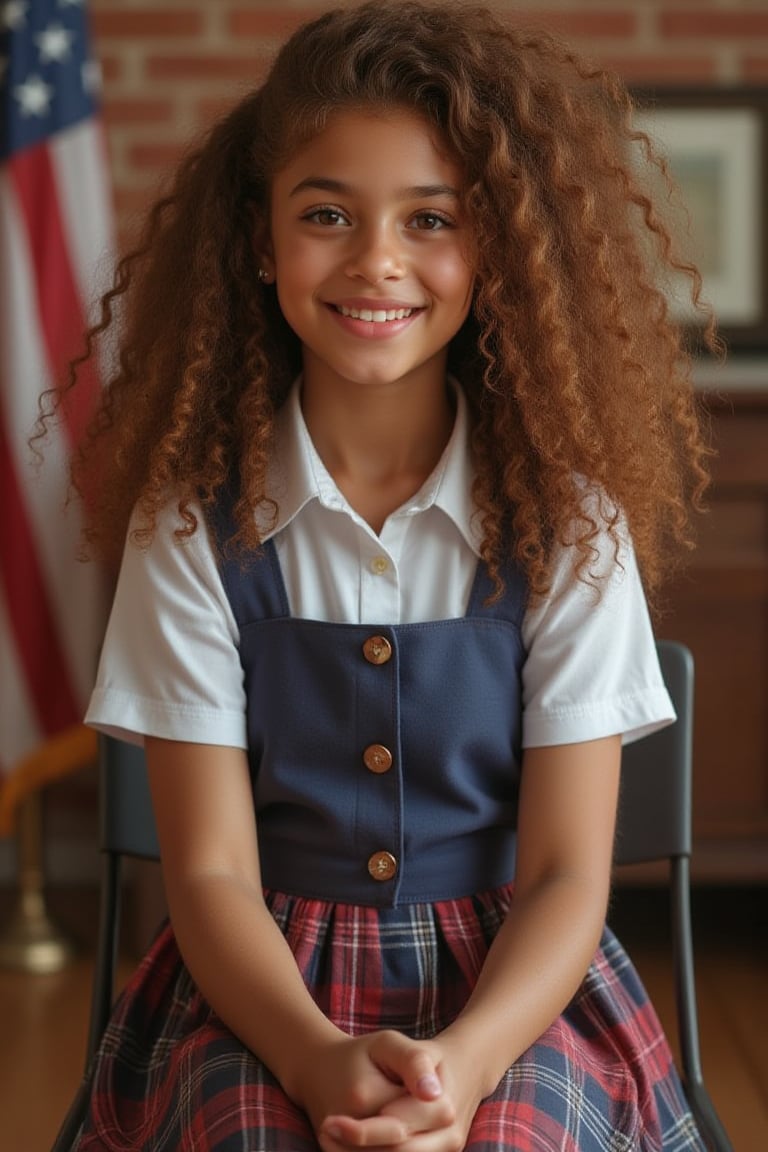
113, 187, 155, 218
229, 8, 320, 38
128, 141, 190, 172
92, 10, 204, 39
103, 99, 174, 126
112, 193, 156, 255
145, 55, 265, 82
98, 54, 123, 84
659, 11, 768, 39
196, 95, 247, 127
602, 55, 717, 84
506, 9, 637, 39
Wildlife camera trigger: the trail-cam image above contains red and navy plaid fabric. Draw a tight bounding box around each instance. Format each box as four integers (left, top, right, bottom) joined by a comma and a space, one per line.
75, 885, 704, 1151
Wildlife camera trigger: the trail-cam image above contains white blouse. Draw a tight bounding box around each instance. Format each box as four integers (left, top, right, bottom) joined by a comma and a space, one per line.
86, 381, 674, 750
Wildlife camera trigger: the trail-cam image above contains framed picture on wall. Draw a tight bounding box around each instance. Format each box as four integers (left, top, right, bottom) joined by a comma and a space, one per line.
631, 87, 768, 352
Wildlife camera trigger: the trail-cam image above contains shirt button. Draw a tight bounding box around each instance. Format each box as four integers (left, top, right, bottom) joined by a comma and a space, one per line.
370, 555, 389, 575
362, 635, 392, 665
363, 744, 393, 774
367, 851, 397, 882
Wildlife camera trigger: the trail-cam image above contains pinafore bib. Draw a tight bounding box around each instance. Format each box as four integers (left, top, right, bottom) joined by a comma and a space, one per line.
221, 529, 527, 907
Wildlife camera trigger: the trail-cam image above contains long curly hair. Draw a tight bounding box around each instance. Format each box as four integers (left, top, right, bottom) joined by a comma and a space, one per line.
45, 0, 716, 604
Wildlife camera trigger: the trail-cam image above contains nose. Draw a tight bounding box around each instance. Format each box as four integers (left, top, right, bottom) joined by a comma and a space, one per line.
345, 222, 406, 283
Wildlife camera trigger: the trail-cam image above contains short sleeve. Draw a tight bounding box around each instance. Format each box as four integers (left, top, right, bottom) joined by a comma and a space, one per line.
85, 503, 247, 748
521, 516, 674, 748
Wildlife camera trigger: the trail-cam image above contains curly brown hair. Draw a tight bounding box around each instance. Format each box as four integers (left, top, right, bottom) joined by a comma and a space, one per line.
45, 0, 717, 604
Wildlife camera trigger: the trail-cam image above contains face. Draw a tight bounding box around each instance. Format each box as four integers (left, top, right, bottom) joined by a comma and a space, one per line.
266, 108, 475, 398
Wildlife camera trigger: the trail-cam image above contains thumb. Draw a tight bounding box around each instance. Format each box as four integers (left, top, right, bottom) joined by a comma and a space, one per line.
370, 1032, 443, 1101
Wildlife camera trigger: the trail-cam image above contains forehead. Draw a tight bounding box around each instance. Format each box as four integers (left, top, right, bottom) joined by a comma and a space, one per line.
272, 107, 463, 192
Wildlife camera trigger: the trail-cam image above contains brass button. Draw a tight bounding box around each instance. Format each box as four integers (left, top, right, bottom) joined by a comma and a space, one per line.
363, 744, 393, 774
370, 555, 389, 575
362, 635, 392, 665
368, 851, 397, 882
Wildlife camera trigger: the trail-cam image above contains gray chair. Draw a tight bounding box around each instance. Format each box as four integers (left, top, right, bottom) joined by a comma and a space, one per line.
51, 735, 158, 1152
52, 641, 732, 1152
614, 641, 732, 1152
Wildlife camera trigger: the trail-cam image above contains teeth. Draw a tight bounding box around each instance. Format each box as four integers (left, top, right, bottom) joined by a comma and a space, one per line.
337, 305, 413, 322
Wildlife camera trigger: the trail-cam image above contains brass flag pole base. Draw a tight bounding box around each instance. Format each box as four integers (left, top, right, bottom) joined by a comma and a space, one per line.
0, 793, 76, 973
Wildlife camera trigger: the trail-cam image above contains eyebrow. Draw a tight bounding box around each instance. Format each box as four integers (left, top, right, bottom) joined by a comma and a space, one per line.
289, 177, 460, 199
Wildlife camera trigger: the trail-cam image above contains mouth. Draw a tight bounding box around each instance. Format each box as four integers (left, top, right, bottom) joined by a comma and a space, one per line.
334, 304, 419, 323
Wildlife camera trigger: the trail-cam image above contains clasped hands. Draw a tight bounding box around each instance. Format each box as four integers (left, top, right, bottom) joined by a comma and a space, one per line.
296, 1028, 483, 1152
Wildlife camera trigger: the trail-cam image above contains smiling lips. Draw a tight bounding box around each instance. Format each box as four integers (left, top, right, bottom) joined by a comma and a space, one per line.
330, 302, 423, 339
336, 303, 416, 323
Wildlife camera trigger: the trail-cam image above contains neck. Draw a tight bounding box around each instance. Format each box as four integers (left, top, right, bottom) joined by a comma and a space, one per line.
300, 372, 456, 532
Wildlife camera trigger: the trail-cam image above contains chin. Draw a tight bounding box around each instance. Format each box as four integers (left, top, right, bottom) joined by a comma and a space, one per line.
336, 364, 412, 389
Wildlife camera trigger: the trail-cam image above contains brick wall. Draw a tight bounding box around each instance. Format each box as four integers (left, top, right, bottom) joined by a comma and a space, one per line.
90, 0, 768, 249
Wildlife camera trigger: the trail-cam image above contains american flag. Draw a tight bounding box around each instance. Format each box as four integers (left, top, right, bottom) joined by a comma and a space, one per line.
0, 0, 113, 776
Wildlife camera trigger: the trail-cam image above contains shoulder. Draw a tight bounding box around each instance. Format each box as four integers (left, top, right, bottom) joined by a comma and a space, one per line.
86, 494, 246, 746
521, 491, 674, 746
110, 496, 238, 658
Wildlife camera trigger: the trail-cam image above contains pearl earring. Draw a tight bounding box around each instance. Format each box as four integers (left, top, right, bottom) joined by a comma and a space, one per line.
258, 268, 271, 284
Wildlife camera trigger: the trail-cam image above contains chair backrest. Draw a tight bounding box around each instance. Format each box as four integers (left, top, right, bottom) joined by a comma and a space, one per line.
98, 734, 159, 859
614, 640, 694, 867
612, 643, 734, 1152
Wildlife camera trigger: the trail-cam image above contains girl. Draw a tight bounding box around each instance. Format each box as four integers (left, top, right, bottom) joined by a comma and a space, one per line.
52, 3, 716, 1149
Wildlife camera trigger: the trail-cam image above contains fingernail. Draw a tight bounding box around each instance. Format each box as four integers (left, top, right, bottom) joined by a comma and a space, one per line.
417, 1073, 442, 1097
324, 1124, 342, 1140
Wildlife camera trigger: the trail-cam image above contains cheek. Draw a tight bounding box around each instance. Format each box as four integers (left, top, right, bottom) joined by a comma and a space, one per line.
427, 242, 472, 282
277, 240, 336, 299
433, 251, 475, 309
273, 246, 328, 334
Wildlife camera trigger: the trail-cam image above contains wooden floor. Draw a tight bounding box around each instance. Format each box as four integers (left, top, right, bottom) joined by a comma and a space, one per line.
0, 885, 765, 1152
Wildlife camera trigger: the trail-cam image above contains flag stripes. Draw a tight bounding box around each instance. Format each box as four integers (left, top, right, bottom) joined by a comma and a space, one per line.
0, 412, 81, 737
0, 3, 113, 775
12, 140, 100, 449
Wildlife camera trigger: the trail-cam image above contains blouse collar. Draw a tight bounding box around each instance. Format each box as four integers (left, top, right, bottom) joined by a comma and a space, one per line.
258, 377, 482, 556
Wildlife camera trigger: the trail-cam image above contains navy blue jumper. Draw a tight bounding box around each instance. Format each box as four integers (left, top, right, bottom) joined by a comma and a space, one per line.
211, 501, 529, 909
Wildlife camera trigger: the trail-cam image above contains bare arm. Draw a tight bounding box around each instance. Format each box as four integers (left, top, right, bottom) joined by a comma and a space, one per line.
440, 735, 622, 1095
145, 738, 341, 1067
145, 737, 441, 1139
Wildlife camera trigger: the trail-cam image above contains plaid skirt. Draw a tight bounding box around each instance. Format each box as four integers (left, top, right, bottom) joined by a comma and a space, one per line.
74, 884, 704, 1152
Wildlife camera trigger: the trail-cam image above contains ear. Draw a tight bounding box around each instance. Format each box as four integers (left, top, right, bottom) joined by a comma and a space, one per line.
253, 214, 275, 278
259, 252, 275, 280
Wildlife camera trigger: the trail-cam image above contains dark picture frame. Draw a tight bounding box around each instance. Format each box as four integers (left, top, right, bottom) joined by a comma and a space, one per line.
631, 86, 768, 352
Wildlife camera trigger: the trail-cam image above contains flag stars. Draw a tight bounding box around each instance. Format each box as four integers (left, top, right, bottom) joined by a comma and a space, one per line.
36, 23, 75, 64
1, 1, 29, 31
14, 73, 53, 117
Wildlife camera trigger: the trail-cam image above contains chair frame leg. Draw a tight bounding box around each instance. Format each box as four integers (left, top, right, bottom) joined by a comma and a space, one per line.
50, 852, 123, 1151
671, 857, 734, 1152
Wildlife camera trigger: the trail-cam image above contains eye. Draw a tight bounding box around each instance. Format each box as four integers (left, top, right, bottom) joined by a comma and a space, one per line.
409, 211, 453, 231
303, 206, 350, 227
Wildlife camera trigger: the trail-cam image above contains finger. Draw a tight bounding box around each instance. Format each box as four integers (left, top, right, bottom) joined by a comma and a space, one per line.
412, 1070, 442, 1102
369, 1033, 443, 1101
322, 1113, 408, 1147
380, 1091, 456, 1133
